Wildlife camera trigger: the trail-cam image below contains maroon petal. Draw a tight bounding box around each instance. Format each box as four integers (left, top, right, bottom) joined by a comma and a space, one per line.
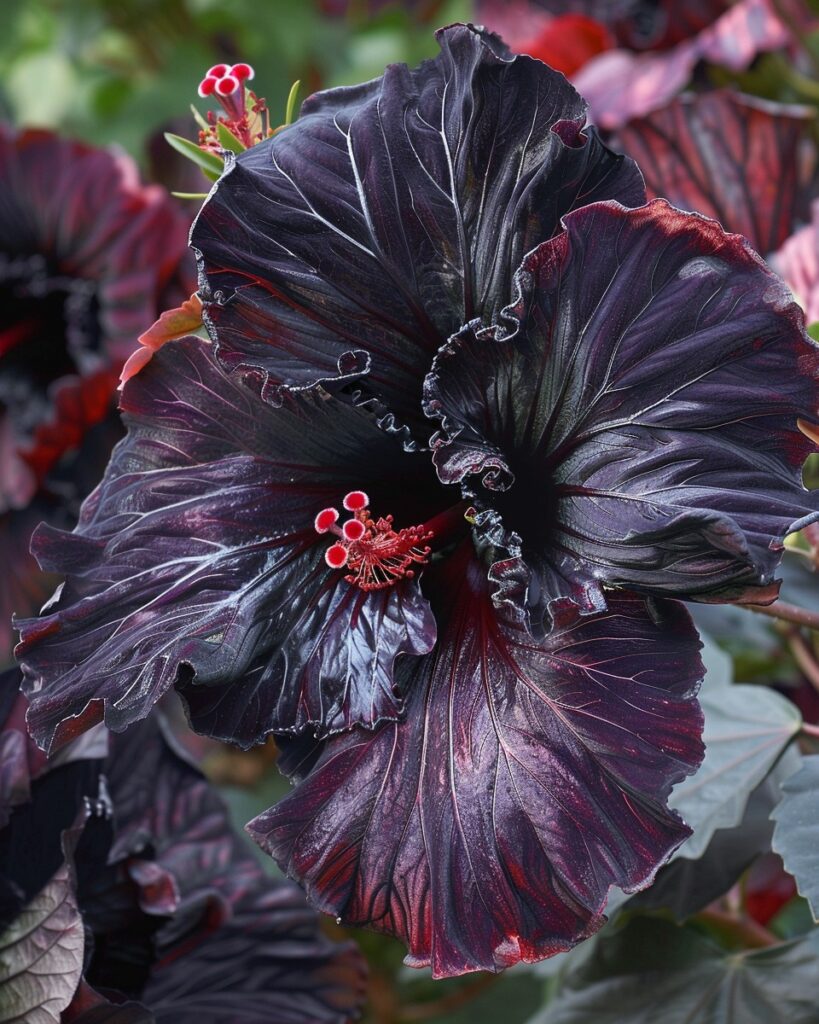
249, 547, 704, 977
617, 90, 816, 255
424, 200, 819, 631
0, 126, 193, 365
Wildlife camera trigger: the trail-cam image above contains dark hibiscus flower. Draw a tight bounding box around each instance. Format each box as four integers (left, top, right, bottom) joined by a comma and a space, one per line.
0, 126, 193, 660
14, 25, 819, 975
0, 676, 366, 1022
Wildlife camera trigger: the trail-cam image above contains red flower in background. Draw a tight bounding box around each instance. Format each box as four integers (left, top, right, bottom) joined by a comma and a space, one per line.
0, 126, 194, 660
493, 11, 613, 77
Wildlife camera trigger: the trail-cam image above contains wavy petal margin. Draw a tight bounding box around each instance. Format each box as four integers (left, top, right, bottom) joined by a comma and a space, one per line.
424, 200, 819, 631
16, 337, 438, 752
191, 22, 644, 429
250, 547, 704, 977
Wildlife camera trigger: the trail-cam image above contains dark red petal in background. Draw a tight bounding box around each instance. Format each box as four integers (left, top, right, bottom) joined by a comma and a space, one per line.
0, 126, 192, 365
617, 91, 816, 256
774, 199, 819, 325
250, 548, 704, 977
515, 14, 613, 76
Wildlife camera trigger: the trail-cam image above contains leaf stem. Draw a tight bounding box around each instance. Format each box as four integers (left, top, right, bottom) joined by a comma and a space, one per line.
746, 600, 819, 631
801, 722, 819, 740
788, 630, 819, 694
695, 907, 779, 949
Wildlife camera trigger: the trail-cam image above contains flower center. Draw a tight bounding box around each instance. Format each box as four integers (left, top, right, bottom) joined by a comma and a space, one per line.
314, 490, 433, 591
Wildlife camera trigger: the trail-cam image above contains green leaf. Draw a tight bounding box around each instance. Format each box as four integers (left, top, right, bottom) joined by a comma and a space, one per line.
530, 918, 819, 1024
772, 755, 819, 923
163, 132, 223, 181
0, 865, 84, 1023
285, 78, 301, 125
596, 637, 801, 924
669, 633, 802, 859
216, 121, 246, 154
808, 322, 819, 343
190, 103, 210, 132
628, 746, 803, 923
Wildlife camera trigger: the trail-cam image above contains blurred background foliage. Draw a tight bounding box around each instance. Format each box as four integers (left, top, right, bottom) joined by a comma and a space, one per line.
0, 0, 470, 181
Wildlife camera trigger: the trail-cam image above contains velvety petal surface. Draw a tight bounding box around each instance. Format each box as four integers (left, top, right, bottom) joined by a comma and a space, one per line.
16, 337, 438, 752
617, 91, 816, 255
424, 200, 819, 631
250, 547, 704, 978
191, 23, 644, 428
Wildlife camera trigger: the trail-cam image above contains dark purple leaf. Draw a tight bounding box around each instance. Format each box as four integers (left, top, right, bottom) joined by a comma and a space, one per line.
0, 669, 46, 830
250, 547, 704, 978
191, 23, 643, 429
95, 714, 367, 1024
102, 716, 266, 945
66, 992, 155, 1024
16, 337, 438, 752
0, 865, 84, 1024
616, 91, 816, 256
0, 754, 101, 930
423, 200, 819, 632
142, 894, 367, 1024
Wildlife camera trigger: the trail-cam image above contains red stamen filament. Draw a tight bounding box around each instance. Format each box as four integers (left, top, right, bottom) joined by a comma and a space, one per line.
314, 490, 433, 592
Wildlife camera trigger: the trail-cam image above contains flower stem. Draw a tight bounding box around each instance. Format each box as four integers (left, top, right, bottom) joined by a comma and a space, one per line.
746, 600, 819, 631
